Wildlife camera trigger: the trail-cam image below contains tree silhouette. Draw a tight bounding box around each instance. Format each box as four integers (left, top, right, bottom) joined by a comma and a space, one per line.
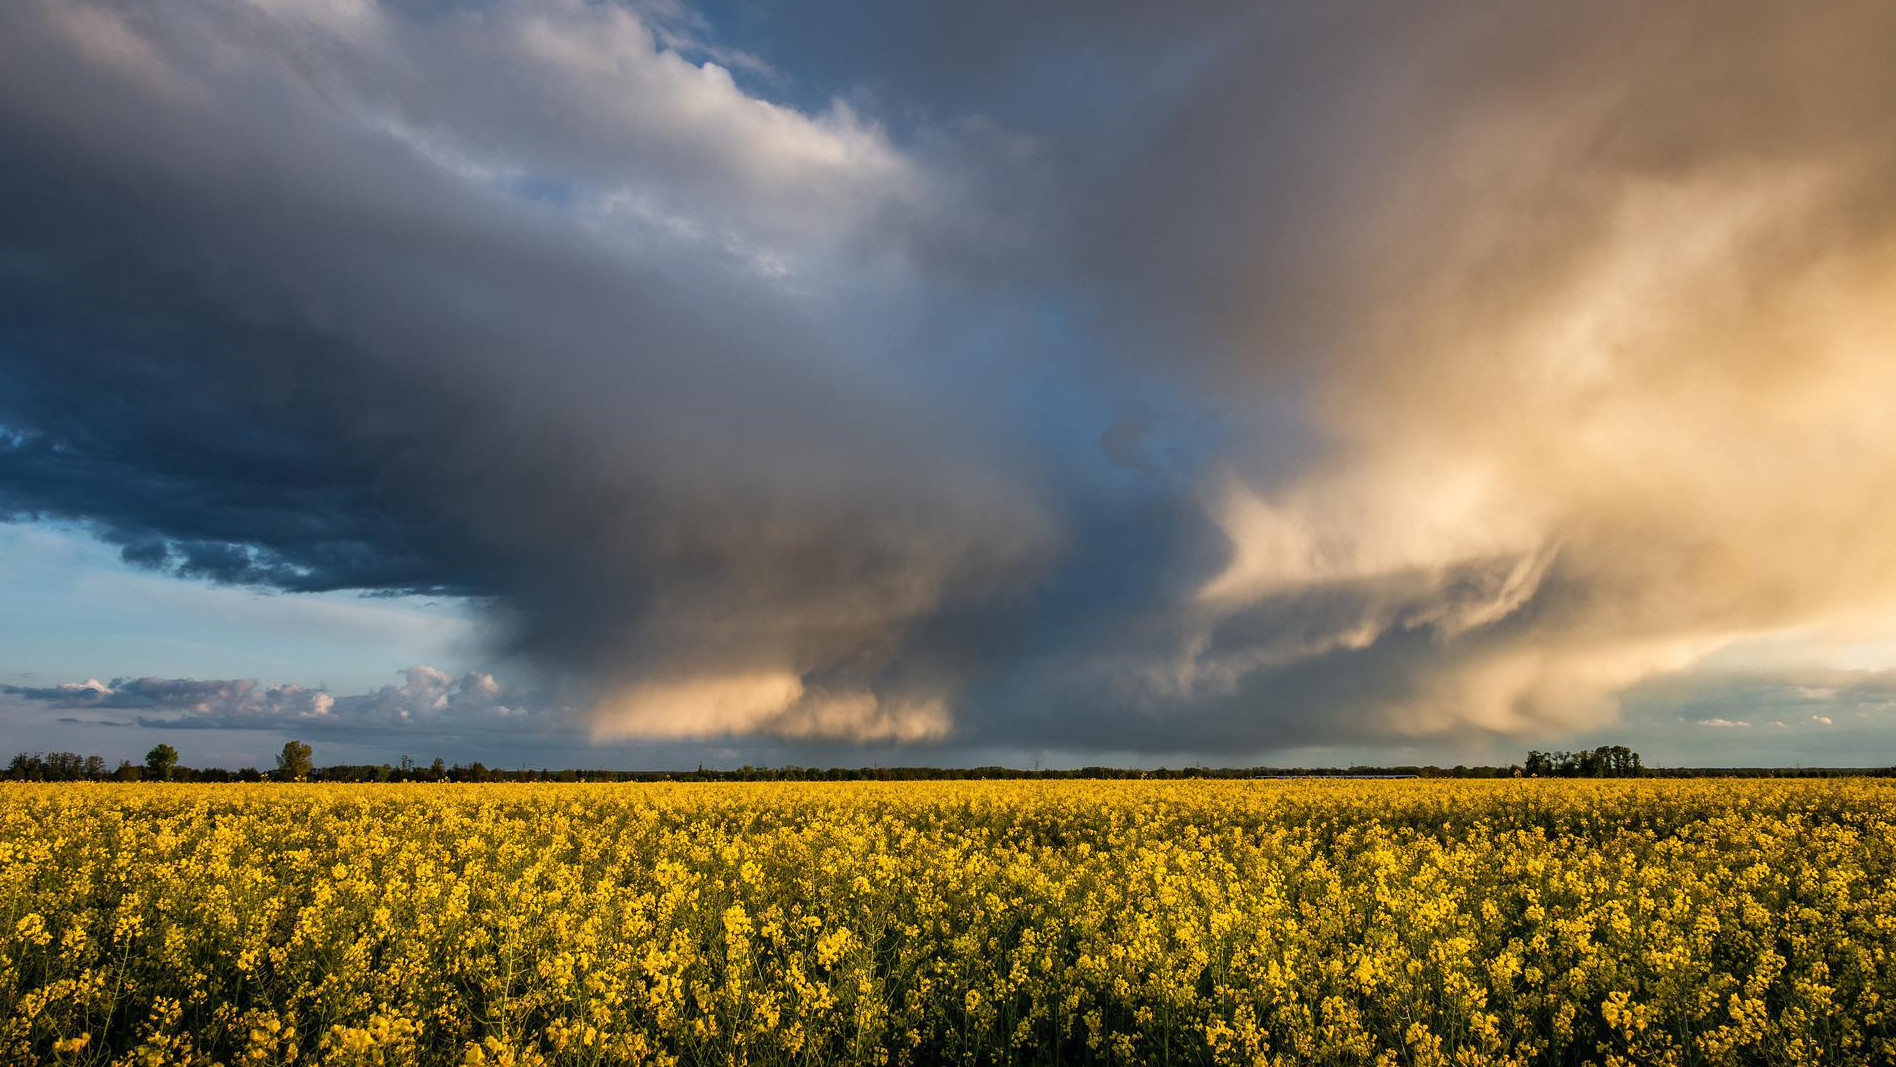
275, 740, 313, 781
145, 744, 178, 782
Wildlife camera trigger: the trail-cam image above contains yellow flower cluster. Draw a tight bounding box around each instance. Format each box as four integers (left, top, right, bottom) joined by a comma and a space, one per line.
1, 780, 1892, 1065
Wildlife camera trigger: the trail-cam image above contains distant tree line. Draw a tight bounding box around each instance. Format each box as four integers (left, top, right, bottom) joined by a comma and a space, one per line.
1523, 745, 1644, 777
4, 741, 1891, 783
8, 740, 320, 782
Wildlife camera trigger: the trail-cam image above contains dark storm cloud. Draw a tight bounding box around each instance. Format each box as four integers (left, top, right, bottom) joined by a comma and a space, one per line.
0, 0, 1078, 743
7, 0, 1896, 757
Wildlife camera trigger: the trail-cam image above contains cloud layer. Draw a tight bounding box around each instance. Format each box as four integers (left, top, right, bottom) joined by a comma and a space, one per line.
6, 0, 1896, 757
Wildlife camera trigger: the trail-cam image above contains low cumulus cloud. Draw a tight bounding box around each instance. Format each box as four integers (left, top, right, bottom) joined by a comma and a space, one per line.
5, 0, 1896, 756
5, 667, 544, 733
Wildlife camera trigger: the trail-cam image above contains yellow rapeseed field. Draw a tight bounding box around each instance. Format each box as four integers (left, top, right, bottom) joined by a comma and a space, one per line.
2, 780, 1892, 1066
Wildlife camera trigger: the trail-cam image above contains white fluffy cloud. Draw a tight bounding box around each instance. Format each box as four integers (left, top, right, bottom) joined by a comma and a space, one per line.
37, 0, 915, 267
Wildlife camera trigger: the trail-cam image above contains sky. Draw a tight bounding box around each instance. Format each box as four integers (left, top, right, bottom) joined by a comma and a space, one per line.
3, 0, 1895, 769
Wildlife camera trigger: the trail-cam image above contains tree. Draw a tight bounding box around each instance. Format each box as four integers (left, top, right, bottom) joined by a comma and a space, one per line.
275, 740, 313, 781
145, 744, 179, 782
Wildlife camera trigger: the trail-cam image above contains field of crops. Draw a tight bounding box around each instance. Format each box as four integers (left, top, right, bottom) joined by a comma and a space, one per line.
3, 781, 1893, 1066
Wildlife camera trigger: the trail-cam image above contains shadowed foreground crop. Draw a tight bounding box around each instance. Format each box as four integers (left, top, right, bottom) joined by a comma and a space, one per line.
3, 781, 1893, 1065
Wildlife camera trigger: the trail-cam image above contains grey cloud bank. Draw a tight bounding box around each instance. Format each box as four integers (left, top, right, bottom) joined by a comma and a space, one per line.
5, 0, 1896, 762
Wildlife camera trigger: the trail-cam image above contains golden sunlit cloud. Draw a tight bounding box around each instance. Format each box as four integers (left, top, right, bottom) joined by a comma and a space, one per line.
593, 671, 950, 743
1190, 7, 1896, 739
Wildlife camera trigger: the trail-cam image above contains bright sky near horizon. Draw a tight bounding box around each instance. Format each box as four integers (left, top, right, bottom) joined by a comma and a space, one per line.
4, 0, 1896, 769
